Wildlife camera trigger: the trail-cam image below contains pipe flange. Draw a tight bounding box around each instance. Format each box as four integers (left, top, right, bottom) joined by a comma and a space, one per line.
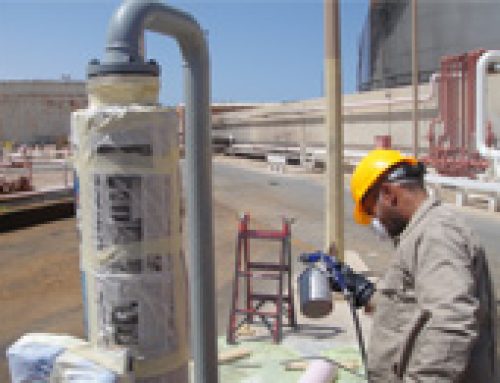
87, 59, 160, 78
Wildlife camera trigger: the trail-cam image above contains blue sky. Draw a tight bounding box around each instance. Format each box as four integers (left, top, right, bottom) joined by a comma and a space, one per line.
0, 0, 368, 105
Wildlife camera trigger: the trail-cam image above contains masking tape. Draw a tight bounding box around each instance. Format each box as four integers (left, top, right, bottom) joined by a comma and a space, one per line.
80, 241, 179, 271
78, 169, 182, 269
72, 109, 179, 175
81, 247, 189, 377
73, 107, 182, 268
87, 76, 160, 107
133, 242, 189, 378
74, 155, 179, 177
67, 345, 132, 377
73, 105, 189, 377
73, 106, 176, 135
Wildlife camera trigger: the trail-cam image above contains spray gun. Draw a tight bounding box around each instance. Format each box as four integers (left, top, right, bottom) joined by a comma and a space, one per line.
298, 251, 375, 375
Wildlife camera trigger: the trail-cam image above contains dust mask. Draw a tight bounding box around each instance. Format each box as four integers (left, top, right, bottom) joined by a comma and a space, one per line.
371, 218, 390, 241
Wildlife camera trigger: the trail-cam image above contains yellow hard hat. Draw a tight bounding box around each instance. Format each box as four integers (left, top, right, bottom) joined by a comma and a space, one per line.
351, 149, 417, 225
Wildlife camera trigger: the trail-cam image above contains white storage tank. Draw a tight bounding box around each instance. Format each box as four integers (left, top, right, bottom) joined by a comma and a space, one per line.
72, 74, 189, 382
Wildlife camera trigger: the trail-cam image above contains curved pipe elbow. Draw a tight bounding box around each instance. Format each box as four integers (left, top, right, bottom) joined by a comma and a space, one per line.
105, 0, 206, 64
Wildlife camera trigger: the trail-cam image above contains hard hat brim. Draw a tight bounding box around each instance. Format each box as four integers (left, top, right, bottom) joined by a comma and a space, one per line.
354, 202, 372, 225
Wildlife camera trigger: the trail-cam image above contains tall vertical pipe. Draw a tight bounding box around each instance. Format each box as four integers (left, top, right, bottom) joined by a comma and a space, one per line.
412, 0, 419, 158
452, 60, 457, 147
437, 57, 448, 147
438, 58, 450, 146
183, 43, 217, 383
476, 50, 500, 179
461, 57, 466, 150
91, 2, 218, 382
468, 51, 484, 149
450, 60, 458, 149
467, 54, 476, 150
324, 0, 344, 260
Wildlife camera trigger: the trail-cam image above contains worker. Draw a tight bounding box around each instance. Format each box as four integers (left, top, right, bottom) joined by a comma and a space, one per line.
350, 149, 497, 382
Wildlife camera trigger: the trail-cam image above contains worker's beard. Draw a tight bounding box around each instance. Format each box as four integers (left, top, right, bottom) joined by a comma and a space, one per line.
379, 209, 409, 239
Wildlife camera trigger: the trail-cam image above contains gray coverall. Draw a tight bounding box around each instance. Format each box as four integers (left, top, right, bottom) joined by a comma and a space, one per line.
367, 196, 497, 382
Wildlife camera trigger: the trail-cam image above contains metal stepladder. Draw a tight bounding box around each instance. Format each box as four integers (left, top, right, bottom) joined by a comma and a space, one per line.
227, 213, 297, 344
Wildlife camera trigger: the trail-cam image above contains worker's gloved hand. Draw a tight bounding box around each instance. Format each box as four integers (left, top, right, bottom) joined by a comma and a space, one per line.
329, 264, 375, 309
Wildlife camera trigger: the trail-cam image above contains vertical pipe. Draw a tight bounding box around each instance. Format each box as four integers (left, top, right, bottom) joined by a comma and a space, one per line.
447, 57, 456, 148
440, 60, 450, 146
455, 60, 460, 149
468, 54, 475, 150
461, 57, 466, 151
450, 60, 457, 149
324, 0, 344, 261
98, 3, 219, 379
183, 45, 218, 383
244, 216, 251, 324
26, 149, 33, 188
300, 120, 307, 167
444, 59, 452, 145
468, 52, 480, 150
284, 219, 295, 327
412, 0, 419, 158
453, 60, 458, 148
476, 51, 500, 176
441, 59, 447, 146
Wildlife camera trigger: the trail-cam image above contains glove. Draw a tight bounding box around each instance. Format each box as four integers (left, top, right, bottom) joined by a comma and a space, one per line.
329, 264, 375, 309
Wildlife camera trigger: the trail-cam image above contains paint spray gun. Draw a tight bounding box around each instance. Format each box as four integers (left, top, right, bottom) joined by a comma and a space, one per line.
298, 250, 375, 374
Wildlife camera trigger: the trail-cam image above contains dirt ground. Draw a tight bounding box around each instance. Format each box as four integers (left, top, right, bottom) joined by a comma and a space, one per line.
1, 159, 499, 380
0, 198, 276, 381
0, 219, 83, 381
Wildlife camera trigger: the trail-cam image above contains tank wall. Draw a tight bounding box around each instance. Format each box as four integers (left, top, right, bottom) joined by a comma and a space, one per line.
213, 83, 437, 153
359, 0, 500, 91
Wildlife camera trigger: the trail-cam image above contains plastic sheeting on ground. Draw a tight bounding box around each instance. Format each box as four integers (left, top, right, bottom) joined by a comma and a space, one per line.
6, 333, 133, 383
216, 336, 366, 383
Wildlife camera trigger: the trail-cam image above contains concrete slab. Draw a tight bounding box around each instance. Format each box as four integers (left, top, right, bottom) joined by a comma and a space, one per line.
223, 246, 372, 382
215, 336, 366, 383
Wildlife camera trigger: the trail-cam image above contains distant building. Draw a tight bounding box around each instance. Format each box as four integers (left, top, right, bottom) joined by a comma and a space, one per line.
0, 81, 87, 144
357, 0, 500, 91
0, 81, 262, 146
176, 102, 261, 145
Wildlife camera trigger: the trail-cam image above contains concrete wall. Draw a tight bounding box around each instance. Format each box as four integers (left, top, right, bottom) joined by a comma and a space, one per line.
213, 82, 438, 154
3, 75, 497, 153
0, 81, 87, 145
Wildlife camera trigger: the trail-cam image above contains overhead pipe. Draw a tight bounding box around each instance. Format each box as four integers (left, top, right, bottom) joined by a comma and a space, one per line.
90, 1, 217, 382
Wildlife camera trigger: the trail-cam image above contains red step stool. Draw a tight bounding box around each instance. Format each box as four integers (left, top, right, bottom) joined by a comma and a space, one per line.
227, 213, 297, 344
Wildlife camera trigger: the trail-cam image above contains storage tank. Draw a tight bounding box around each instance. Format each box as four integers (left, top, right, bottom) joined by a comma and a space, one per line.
358, 0, 500, 91
72, 73, 189, 382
